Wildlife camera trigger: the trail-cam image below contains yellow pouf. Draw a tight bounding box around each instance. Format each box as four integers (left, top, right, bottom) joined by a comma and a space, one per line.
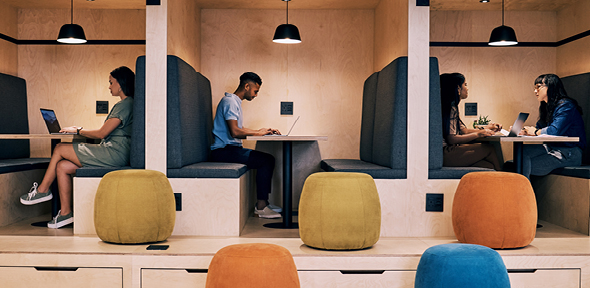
206, 243, 300, 288
94, 170, 176, 244
299, 172, 381, 250
452, 171, 537, 249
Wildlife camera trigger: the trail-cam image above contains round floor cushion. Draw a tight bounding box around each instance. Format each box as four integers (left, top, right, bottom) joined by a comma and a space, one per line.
94, 169, 176, 244
452, 171, 537, 249
415, 243, 510, 288
206, 243, 300, 288
299, 172, 381, 250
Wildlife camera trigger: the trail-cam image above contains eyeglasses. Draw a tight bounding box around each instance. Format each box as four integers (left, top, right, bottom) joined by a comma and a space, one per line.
533, 84, 546, 91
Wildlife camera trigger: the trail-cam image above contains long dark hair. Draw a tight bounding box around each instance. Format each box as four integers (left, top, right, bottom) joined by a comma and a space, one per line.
535, 74, 582, 126
440, 73, 465, 137
110, 66, 135, 98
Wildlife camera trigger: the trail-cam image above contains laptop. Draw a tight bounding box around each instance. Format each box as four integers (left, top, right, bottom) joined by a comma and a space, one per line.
265, 116, 300, 136
495, 112, 529, 137
40, 108, 76, 134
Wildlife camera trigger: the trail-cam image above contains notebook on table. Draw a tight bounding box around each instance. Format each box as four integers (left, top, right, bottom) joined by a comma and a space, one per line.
40, 108, 76, 135
265, 116, 300, 136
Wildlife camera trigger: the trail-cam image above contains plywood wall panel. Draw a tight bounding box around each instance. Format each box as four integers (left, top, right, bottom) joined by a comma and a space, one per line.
168, 0, 201, 71
374, 0, 408, 71
17, 8, 145, 157
557, 0, 590, 77
0, 2, 18, 76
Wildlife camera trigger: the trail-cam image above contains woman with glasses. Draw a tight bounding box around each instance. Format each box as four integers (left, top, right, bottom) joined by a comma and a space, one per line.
440, 73, 502, 170
519, 74, 586, 178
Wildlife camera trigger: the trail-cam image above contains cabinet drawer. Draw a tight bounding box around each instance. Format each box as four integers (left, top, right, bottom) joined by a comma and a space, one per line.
509, 269, 580, 288
0, 266, 122, 288
142, 268, 208, 288
298, 270, 416, 288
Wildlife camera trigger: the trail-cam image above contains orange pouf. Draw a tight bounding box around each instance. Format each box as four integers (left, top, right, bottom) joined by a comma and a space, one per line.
452, 172, 537, 249
205, 243, 300, 288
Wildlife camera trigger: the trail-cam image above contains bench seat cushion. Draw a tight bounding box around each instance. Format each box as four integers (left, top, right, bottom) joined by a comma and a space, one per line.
0, 158, 50, 174
167, 162, 248, 178
75, 166, 132, 177
550, 166, 590, 179
321, 159, 406, 179
428, 167, 493, 180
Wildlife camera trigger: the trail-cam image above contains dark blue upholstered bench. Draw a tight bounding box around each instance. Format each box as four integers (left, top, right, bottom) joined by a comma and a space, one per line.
75, 55, 247, 178
0, 73, 50, 175
320, 57, 408, 179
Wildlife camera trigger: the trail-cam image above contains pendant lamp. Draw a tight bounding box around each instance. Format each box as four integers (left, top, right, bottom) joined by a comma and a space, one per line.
57, 0, 87, 44
273, 0, 301, 44
488, 0, 517, 46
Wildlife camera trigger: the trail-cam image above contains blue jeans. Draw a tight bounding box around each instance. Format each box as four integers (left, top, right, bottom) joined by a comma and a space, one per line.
522, 144, 582, 179
209, 146, 275, 201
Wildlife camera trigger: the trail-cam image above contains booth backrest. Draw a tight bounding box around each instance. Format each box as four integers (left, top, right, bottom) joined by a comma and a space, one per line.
0, 73, 30, 160
561, 73, 590, 165
359, 72, 379, 163
131, 55, 213, 170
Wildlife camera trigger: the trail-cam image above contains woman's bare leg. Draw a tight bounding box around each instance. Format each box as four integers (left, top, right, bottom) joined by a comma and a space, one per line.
37, 143, 82, 193
55, 160, 80, 215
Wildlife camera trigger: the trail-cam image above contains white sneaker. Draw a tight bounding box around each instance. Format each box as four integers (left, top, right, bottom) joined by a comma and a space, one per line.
20, 182, 53, 205
255, 206, 282, 219
268, 204, 282, 213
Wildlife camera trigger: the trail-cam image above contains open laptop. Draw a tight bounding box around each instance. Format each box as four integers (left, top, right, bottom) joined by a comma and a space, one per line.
496, 112, 529, 137
40, 108, 76, 134
265, 116, 300, 136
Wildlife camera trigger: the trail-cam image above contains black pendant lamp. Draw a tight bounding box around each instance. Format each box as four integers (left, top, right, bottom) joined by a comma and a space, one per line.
57, 0, 87, 44
273, 0, 301, 44
488, 0, 517, 46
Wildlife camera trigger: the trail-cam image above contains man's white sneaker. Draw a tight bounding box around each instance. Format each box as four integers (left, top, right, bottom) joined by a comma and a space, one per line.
254, 206, 282, 219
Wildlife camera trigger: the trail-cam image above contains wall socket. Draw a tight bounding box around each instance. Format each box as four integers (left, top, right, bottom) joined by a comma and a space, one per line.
464, 102, 477, 116
281, 101, 293, 115
96, 101, 109, 114
425, 193, 444, 212
174, 193, 182, 211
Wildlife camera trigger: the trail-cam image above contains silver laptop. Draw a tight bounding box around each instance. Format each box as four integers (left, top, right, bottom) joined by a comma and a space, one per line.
40, 108, 76, 134
492, 112, 529, 137
265, 116, 300, 136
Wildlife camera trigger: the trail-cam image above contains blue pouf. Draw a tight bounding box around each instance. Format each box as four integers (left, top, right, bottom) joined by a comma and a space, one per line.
415, 243, 511, 288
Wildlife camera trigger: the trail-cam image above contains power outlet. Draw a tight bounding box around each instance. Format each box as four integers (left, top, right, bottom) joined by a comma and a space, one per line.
464, 102, 477, 116
174, 193, 182, 211
96, 101, 109, 114
281, 101, 293, 115
426, 193, 444, 212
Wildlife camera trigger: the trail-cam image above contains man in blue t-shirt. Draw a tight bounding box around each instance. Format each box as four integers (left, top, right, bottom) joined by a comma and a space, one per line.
210, 72, 282, 219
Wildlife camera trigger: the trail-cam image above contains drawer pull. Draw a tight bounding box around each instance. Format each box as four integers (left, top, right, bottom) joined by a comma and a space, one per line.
340, 270, 385, 275
186, 269, 208, 273
507, 269, 537, 274
34, 267, 79, 272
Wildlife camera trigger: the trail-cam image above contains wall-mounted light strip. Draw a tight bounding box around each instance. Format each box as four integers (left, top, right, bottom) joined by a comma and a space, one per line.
431, 29, 590, 48
0, 33, 145, 45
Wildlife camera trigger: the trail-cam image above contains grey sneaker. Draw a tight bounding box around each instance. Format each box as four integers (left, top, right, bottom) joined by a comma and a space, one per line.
47, 210, 73, 229
20, 182, 53, 205
255, 206, 282, 219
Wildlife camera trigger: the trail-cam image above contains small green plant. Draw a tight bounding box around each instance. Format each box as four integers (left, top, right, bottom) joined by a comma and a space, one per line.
473, 115, 490, 128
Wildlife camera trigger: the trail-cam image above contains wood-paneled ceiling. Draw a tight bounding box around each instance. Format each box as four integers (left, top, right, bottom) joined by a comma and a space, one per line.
0, 0, 581, 11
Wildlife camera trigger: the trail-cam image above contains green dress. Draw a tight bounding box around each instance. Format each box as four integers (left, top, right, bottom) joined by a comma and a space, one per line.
74, 97, 133, 167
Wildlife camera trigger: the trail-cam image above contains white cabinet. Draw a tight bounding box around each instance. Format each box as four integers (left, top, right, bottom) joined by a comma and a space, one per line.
141, 268, 208, 288
509, 269, 580, 288
0, 266, 122, 288
298, 270, 416, 288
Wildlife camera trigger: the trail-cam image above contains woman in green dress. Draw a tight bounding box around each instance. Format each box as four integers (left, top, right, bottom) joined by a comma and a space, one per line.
19, 66, 135, 229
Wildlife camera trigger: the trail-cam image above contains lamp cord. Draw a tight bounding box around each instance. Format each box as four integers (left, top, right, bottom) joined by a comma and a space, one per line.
286, 0, 289, 25
502, 0, 504, 26
71, 0, 73, 24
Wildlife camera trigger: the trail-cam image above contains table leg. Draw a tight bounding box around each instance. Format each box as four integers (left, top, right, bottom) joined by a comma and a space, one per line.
264, 141, 298, 229
514, 142, 524, 174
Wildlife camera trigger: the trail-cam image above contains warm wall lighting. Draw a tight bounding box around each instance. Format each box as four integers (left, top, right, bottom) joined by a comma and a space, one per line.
57, 0, 87, 44
273, 0, 301, 44
480, 0, 489, 3
488, 0, 517, 46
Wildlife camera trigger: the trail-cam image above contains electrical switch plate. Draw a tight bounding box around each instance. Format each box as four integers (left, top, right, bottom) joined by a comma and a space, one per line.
96, 101, 109, 114
426, 193, 444, 212
464, 102, 477, 116
281, 102, 293, 115
174, 193, 182, 211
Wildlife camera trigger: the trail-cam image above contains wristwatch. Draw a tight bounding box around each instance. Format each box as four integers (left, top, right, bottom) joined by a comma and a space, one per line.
77, 127, 83, 135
